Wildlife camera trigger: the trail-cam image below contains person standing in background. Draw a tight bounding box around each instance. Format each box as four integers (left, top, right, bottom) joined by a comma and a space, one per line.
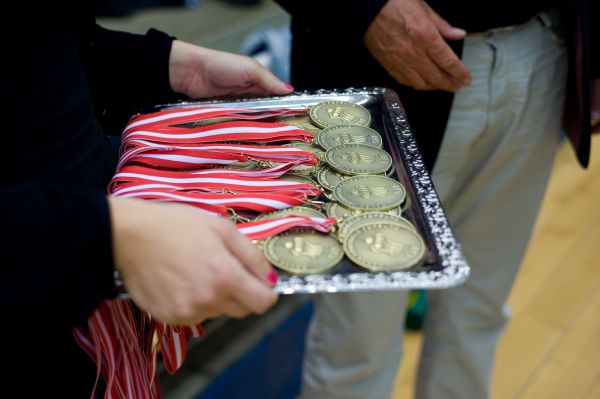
1, 1, 293, 397
275, 0, 598, 398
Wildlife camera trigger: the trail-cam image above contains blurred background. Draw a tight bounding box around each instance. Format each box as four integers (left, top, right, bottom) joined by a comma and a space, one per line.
98, 2, 600, 398
98, 0, 292, 82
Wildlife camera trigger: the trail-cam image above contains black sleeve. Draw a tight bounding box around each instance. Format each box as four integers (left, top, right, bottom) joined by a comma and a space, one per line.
86, 26, 184, 134
275, 0, 388, 45
589, 0, 599, 77
1, 182, 116, 328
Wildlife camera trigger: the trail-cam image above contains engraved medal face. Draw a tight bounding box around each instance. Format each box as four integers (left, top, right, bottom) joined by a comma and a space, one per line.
337, 213, 415, 242
264, 230, 344, 274
309, 101, 371, 128
316, 167, 351, 192
343, 222, 426, 271
316, 125, 383, 150
278, 115, 322, 136
324, 144, 392, 175
255, 206, 325, 221
333, 175, 406, 211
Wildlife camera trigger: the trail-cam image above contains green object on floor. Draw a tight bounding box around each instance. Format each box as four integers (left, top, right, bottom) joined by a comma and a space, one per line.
405, 290, 427, 330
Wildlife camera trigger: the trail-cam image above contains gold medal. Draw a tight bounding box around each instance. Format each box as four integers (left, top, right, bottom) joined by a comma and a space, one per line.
333, 175, 406, 211
316, 167, 351, 192
278, 115, 322, 136
316, 125, 383, 150
255, 206, 326, 221
324, 201, 357, 220
324, 144, 392, 175
343, 222, 426, 272
264, 230, 344, 275
337, 213, 415, 242
309, 101, 371, 128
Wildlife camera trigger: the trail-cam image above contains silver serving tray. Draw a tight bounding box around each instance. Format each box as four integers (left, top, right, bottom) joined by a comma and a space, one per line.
144, 87, 470, 294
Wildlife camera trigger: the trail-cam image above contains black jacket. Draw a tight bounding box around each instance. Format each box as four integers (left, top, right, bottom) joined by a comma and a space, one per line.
1, 1, 176, 396
276, 0, 597, 170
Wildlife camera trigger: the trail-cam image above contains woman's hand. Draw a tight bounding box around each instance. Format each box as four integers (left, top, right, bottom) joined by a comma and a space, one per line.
168, 40, 293, 99
109, 197, 278, 326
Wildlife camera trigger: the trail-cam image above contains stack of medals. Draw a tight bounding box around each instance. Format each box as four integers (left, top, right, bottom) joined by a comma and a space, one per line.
111, 100, 427, 277
260, 100, 427, 275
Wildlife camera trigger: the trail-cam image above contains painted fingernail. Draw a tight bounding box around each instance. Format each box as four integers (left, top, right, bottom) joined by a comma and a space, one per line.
267, 269, 278, 285
284, 83, 295, 90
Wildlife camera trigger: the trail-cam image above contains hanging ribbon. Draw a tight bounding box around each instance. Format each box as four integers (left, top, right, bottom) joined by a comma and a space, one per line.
117, 141, 318, 171
237, 215, 336, 241
122, 121, 314, 147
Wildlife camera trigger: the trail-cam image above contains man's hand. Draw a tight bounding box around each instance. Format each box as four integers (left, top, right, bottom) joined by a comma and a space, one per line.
109, 197, 278, 326
364, 0, 472, 92
169, 40, 294, 99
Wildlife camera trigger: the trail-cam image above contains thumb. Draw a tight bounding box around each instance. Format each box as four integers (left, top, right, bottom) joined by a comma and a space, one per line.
424, 3, 466, 41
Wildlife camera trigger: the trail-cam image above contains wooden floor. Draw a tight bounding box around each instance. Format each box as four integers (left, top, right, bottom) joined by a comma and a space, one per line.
393, 135, 600, 399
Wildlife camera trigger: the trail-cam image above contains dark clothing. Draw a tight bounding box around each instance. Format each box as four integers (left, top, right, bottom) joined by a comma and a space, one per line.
1, 1, 175, 396
276, 0, 597, 170
464, 0, 558, 32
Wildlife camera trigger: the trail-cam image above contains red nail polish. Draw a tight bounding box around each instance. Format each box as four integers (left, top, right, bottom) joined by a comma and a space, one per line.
267, 269, 278, 285
284, 83, 294, 90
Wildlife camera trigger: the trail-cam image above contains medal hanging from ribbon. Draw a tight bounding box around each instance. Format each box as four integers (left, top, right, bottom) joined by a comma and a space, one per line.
75, 104, 342, 399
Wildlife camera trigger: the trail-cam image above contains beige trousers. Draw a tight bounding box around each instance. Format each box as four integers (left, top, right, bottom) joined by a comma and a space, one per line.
300, 12, 567, 399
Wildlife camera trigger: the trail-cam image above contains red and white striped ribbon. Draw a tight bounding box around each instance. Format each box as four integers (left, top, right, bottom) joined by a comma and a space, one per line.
237, 215, 336, 241
124, 106, 306, 134
118, 148, 249, 170
74, 300, 205, 399
115, 161, 304, 182
111, 181, 320, 198
122, 121, 313, 146
188, 160, 303, 178
114, 188, 309, 214
117, 141, 318, 171
110, 166, 320, 195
